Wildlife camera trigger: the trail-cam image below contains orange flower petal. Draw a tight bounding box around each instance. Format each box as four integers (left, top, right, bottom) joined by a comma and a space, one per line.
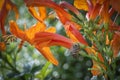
9, 20, 25, 40
67, 31, 79, 42
24, 0, 72, 21
60, 1, 80, 15
89, 3, 101, 20
64, 22, 88, 45
56, 10, 81, 29
56, 11, 81, 30
64, 23, 79, 42
70, 21, 81, 30
74, 0, 88, 11
38, 7, 47, 20
100, 0, 110, 23
45, 27, 56, 33
55, 10, 70, 24
25, 22, 46, 40
34, 32, 73, 49
74, 0, 96, 11
36, 46, 58, 65
28, 7, 45, 22
0, 42, 6, 51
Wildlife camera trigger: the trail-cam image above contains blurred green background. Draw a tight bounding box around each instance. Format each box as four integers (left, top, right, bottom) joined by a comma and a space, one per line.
0, 0, 120, 80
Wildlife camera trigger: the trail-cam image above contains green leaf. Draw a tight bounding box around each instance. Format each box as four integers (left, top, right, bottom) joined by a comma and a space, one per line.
35, 61, 52, 80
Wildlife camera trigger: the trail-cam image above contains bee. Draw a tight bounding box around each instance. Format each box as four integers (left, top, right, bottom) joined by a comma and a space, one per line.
2, 35, 17, 44
70, 43, 81, 58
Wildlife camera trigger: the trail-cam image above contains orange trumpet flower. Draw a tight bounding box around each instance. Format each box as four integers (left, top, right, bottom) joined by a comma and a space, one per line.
24, 0, 72, 21
10, 20, 73, 65
24, 1, 106, 75
9, 20, 57, 65
74, 0, 112, 22
24, 0, 87, 45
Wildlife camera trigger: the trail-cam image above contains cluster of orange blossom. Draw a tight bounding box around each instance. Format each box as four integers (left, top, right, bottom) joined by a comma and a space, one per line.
0, 0, 120, 78
74, 0, 120, 76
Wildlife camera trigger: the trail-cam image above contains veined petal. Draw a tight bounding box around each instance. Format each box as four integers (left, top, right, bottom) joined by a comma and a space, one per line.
9, 20, 25, 40
34, 32, 73, 49
35, 46, 58, 65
